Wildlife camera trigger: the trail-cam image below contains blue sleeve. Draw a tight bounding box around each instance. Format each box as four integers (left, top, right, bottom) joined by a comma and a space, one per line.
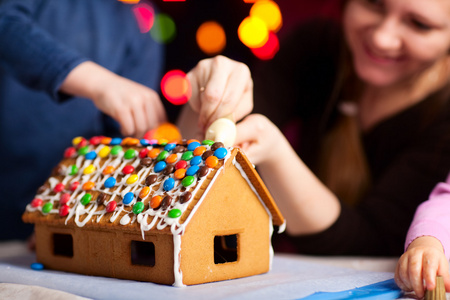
0, 0, 87, 101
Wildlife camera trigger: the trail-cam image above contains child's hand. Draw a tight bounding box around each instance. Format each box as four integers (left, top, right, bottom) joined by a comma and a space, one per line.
395, 236, 450, 298
60, 61, 167, 138
187, 55, 253, 131
235, 114, 285, 165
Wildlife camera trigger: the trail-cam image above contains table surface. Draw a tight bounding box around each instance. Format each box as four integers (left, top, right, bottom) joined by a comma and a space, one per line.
0, 240, 438, 300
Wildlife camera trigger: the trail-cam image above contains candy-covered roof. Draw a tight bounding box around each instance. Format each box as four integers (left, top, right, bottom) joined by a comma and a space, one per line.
22, 136, 284, 237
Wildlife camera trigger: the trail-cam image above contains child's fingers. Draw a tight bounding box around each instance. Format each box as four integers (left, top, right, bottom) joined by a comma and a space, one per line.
407, 256, 425, 298
396, 255, 412, 291
423, 255, 439, 291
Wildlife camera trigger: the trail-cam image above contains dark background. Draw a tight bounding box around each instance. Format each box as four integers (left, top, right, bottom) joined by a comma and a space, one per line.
153, 0, 343, 121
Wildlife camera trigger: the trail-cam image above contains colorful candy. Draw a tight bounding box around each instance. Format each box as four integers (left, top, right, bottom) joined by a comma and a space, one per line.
31, 198, 43, 208
82, 181, 95, 191
175, 160, 187, 170
54, 183, 65, 193
42, 202, 53, 213
181, 175, 195, 187
154, 161, 166, 172
69, 165, 78, 175
106, 201, 117, 213
124, 149, 136, 159
190, 156, 202, 166
81, 193, 92, 206
163, 178, 175, 191
133, 202, 144, 214
205, 156, 219, 168
181, 151, 193, 161
139, 186, 150, 199
60, 193, 71, 205
214, 147, 228, 159
98, 146, 111, 158
83, 165, 96, 175
126, 174, 139, 185
168, 208, 182, 218
59, 204, 70, 217
122, 165, 134, 175
85, 151, 97, 160
123, 192, 134, 205
103, 165, 115, 175
110, 145, 122, 156
186, 165, 199, 176
104, 177, 116, 188
150, 195, 162, 209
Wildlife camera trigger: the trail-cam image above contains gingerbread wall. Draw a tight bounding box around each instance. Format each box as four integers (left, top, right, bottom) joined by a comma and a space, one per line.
179, 162, 272, 285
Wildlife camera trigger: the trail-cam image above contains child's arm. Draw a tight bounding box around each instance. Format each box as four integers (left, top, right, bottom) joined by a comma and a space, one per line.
395, 236, 450, 298
60, 61, 167, 138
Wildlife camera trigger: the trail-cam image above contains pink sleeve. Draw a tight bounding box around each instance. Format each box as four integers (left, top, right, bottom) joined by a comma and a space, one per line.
405, 177, 450, 260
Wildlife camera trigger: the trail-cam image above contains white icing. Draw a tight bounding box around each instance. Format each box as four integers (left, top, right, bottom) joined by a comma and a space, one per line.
172, 234, 184, 287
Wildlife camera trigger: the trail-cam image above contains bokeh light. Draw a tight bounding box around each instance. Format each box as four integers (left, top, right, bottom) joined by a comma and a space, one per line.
118, 0, 140, 4
150, 13, 176, 44
144, 123, 182, 143
196, 21, 226, 56
251, 31, 279, 60
132, 3, 155, 33
238, 16, 269, 49
161, 70, 191, 105
250, 0, 282, 32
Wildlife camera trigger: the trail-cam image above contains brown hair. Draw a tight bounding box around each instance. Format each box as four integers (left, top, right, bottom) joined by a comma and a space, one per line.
317, 42, 370, 206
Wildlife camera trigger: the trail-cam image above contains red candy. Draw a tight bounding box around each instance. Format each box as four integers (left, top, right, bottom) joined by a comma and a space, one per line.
54, 183, 65, 193
59, 204, 70, 217
89, 136, 102, 145
60, 193, 71, 205
106, 201, 117, 213
175, 160, 187, 170
78, 138, 88, 148
139, 148, 149, 158
64, 147, 76, 158
31, 198, 43, 208
122, 165, 134, 175
70, 181, 79, 191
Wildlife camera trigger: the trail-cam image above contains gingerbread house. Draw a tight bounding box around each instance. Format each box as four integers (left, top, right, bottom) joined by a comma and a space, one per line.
22, 136, 285, 286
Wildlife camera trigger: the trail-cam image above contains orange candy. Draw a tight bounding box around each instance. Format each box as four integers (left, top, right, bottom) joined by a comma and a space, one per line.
150, 195, 162, 209
139, 186, 151, 199
101, 137, 112, 144
166, 153, 178, 164
205, 156, 219, 168
82, 181, 95, 191
174, 168, 186, 180
148, 148, 161, 159
122, 137, 139, 146
193, 146, 206, 156
103, 166, 115, 175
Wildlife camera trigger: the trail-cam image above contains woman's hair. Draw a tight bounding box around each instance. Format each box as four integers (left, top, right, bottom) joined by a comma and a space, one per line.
317, 42, 370, 206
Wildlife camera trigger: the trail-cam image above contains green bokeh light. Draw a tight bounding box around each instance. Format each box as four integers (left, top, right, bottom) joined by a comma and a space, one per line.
150, 13, 176, 44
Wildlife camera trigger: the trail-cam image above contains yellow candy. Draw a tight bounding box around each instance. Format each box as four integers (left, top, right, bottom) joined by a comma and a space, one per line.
126, 174, 139, 185
98, 146, 111, 158
72, 136, 83, 146
83, 165, 96, 175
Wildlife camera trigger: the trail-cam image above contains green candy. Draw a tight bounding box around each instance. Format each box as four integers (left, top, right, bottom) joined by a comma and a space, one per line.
201, 139, 214, 146
181, 175, 195, 187
181, 151, 193, 161
81, 193, 92, 206
124, 149, 136, 159
156, 150, 169, 161
42, 202, 53, 214
133, 202, 144, 214
78, 146, 89, 156
110, 145, 123, 156
69, 165, 78, 176
168, 208, 182, 218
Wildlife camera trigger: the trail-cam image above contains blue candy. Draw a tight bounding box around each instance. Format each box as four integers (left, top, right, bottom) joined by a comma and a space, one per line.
187, 141, 201, 151
163, 178, 175, 191
30, 262, 44, 270
140, 139, 150, 146
110, 137, 122, 145
154, 161, 167, 172
104, 177, 116, 188
186, 165, 199, 176
85, 151, 97, 160
164, 143, 176, 151
190, 156, 202, 166
123, 192, 134, 205
214, 147, 228, 159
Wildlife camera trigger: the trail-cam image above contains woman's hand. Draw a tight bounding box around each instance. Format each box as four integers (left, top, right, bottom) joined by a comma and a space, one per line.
60, 61, 167, 138
186, 55, 253, 132
235, 114, 284, 165
395, 236, 450, 298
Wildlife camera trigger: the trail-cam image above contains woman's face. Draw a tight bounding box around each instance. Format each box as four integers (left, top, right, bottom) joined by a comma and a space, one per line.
344, 0, 450, 87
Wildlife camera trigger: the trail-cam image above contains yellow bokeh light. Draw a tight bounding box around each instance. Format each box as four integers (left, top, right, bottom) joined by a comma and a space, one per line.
250, 0, 282, 33
238, 16, 269, 49
196, 21, 226, 55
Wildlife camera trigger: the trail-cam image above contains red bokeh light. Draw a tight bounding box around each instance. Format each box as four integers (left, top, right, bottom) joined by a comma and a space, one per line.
251, 31, 279, 60
161, 70, 191, 105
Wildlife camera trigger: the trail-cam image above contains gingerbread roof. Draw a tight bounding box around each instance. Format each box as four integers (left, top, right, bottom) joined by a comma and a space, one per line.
22, 136, 285, 237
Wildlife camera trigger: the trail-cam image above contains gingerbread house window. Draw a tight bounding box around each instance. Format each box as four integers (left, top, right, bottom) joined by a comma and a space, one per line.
131, 240, 156, 267
53, 233, 73, 257
214, 234, 238, 264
